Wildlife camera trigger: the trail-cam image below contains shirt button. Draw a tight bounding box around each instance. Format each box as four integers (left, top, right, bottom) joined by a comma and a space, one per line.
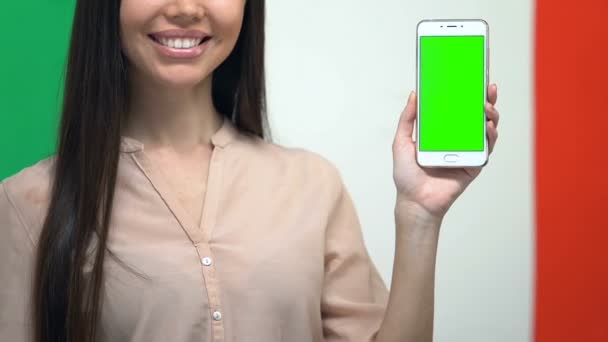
212, 310, 222, 321
201, 257, 213, 266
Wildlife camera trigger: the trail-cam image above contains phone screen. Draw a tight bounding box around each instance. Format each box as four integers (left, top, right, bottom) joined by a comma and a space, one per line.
419, 36, 485, 151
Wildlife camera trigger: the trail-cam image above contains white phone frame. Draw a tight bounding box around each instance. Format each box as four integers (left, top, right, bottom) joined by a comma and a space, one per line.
416, 19, 489, 168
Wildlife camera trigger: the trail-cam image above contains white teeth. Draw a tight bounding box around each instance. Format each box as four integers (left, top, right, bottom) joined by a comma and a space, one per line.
185, 40, 195, 48
156, 37, 203, 49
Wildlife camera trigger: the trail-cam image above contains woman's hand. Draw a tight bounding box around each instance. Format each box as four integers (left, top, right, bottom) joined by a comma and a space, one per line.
392, 84, 500, 221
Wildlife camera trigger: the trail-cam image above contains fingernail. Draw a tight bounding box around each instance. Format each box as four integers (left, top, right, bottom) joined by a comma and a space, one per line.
408, 91, 415, 101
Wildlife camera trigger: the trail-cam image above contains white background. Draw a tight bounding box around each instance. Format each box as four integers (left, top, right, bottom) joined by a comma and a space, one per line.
265, 1, 534, 341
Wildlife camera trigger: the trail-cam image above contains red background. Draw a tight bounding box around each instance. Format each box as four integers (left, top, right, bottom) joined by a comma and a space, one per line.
535, 0, 608, 341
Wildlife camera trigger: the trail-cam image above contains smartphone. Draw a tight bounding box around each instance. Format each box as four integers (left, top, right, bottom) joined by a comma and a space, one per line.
416, 19, 489, 167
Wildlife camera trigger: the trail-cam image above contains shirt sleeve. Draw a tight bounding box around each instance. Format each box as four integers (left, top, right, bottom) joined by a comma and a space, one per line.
0, 181, 35, 341
321, 170, 389, 342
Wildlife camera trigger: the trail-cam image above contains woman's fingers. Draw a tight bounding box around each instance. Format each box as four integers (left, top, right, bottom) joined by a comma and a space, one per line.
485, 100, 499, 154
487, 120, 498, 153
488, 83, 498, 106
485, 102, 500, 128
393, 91, 417, 150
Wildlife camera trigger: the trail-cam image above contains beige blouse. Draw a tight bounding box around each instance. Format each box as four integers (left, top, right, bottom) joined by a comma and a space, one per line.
0, 117, 388, 342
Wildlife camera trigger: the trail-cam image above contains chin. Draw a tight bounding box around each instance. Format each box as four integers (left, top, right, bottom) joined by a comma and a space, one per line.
154, 69, 211, 89
162, 76, 207, 88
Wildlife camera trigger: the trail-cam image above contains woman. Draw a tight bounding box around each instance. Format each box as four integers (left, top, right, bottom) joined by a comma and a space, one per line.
0, 0, 500, 341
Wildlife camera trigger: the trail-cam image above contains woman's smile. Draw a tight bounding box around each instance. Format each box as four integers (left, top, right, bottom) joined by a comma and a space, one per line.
148, 29, 213, 59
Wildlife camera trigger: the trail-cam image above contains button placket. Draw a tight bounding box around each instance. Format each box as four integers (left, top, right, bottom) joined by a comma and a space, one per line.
196, 244, 224, 341
195, 147, 226, 342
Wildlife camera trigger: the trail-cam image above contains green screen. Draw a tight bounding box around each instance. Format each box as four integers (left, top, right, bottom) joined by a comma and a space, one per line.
419, 36, 485, 151
0, 1, 75, 180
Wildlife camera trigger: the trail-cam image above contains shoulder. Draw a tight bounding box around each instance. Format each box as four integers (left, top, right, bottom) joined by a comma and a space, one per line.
235, 136, 344, 196
1, 156, 56, 243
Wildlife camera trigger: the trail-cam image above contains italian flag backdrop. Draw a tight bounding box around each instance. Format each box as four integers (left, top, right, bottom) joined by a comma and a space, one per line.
0, 1, 606, 341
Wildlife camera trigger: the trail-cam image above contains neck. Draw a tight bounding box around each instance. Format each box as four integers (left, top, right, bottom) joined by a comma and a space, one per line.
123, 71, 223, 152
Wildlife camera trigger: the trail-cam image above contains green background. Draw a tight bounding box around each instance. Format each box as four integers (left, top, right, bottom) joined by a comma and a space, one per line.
0, 0, 75, 180
420, 36, 485, 151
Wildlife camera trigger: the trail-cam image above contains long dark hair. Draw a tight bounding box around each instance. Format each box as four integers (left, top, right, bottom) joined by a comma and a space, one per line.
33, 1, 267, 341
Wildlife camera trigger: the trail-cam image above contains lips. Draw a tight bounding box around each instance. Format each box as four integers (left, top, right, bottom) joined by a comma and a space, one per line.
147, 30, 212, 59
147, 29, 212, 52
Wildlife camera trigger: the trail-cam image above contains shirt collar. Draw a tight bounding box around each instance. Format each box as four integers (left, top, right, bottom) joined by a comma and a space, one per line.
120, 115, 238, 153
210, 115, 238, 148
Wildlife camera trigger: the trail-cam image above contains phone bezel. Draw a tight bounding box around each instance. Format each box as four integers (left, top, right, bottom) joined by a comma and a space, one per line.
416, 19, 490, 168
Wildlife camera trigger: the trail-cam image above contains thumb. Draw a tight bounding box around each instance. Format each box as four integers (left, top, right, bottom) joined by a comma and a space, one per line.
394, 91, 417, 149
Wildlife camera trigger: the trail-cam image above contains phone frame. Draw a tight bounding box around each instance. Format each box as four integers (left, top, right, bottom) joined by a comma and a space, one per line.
416, 19, 490, 168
